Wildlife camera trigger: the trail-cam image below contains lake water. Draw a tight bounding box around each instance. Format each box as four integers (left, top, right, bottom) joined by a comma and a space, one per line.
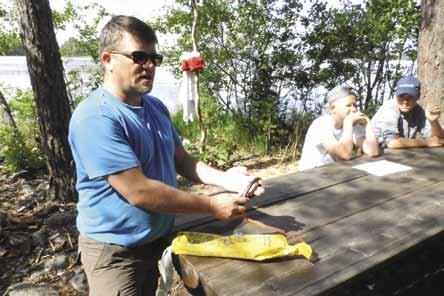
0, 56, 181, 113
0, 56, 416, 117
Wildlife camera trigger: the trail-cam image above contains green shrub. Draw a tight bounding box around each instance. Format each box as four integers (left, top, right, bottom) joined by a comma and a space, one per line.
0, 126, 45, 172
0, 88, 45, 172
171, 88, 318, 168
172, 110, 236, 169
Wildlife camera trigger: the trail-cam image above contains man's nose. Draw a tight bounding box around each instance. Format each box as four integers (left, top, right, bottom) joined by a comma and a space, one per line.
142, 61, 156, 70
400, 99, 410, 105
140, 58, 156, 69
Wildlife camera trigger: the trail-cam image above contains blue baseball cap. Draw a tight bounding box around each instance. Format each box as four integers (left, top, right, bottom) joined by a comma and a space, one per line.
396, 76, 420, 97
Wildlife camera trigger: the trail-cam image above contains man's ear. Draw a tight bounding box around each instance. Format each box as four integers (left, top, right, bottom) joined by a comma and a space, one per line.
328, 102, 335, 114
101, 52, 113, 73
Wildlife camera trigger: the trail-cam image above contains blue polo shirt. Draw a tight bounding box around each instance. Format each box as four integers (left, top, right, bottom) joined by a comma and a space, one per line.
68, 87, 182, 246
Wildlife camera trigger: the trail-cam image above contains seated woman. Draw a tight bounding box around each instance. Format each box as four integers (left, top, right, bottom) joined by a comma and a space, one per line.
298, 85, 379, 171
371, 76, 443, 149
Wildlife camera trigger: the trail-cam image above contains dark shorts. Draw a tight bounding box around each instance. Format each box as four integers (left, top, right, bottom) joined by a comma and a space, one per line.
78, 235, 169, 296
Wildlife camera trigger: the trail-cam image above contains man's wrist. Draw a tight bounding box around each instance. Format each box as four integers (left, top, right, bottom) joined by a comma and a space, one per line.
207, 196, 216, 215
219, 171, 233, 190
425, 136, 441, 147
417, 137, 429, 147
429, 119, 440, 125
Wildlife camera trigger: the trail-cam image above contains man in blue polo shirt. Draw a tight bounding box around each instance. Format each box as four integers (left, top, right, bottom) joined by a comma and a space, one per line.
68, 15, 263, 296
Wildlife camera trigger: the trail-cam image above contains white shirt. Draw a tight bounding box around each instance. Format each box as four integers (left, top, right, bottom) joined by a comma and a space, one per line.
298, 114, 365, 171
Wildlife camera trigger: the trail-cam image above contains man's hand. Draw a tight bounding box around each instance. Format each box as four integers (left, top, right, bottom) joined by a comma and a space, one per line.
425, 136, 442, 147
209, 194, 248, 220
344, 112, 369, 126
426, 105, 441, 122
224, 167, 264, 198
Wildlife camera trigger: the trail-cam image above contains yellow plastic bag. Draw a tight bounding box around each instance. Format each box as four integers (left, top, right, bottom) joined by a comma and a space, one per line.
172, 231, 312, 261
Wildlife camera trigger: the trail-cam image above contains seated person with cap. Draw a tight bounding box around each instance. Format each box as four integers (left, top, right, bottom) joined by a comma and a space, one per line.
298, 85, 379, 171
371, 76, 443, 149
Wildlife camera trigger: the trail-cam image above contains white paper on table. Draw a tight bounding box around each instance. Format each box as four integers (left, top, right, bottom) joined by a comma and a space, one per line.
352, 160, 413, 176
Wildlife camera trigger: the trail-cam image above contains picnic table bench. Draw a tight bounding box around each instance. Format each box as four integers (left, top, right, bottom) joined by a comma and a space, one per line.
173, 147, 444, 296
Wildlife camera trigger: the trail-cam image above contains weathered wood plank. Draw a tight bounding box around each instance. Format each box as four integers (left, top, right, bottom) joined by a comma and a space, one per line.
183, 162, 444, 256
201, 258, 315, 296
175, 148, 444, 232
199, 181, 444, 296
268, 183, 444, 296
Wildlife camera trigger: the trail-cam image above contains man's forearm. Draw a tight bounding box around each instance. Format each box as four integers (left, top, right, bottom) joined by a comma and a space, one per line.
362, 126, 380, 156
333, 123, 354, 160
121, 175, 215, 214
174, 146, 264, 197
175, 151, 229, 187
387, 137, 427, 149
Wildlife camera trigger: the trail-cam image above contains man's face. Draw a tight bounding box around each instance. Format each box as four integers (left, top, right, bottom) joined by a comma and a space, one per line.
105, 32, 157, 97
396, 94, 419, 113
330, 95, 358, 121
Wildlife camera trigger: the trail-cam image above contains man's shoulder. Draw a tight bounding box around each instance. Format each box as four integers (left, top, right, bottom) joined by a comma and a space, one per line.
309, 114, 326, 124
373, 99, 399, 120
305, 115, 333, 140
310, 114, 332, 129
72, 89, 102, 118
144, 94, 170, 116
71, 87, 118, 126
379, 99, 398, 111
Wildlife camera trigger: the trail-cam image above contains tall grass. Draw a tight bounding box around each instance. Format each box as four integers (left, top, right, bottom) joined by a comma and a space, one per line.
171, 110, 201, 141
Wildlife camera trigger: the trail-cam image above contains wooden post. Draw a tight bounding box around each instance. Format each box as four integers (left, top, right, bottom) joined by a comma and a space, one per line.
191, 0, 207, 152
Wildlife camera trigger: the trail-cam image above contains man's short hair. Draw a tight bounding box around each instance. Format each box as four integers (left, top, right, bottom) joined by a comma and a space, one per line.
327, 84, 355, 105
99, 15, 158, 54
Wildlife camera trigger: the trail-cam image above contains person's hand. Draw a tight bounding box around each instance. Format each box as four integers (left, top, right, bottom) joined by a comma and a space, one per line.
209, 194, 248, 220
425, 136, 442, 147
426, 105, 441, 122
224, 166, 264, 198
344, 112, 369, 126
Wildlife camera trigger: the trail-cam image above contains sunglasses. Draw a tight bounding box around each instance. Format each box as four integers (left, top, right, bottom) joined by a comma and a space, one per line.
110, 51, 163, 67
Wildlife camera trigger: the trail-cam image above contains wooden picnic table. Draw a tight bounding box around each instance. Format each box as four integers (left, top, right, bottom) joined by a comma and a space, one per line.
173, 147, 444, 296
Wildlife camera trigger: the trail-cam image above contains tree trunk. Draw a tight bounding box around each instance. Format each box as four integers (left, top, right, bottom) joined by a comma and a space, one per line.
15, 0, 76, 201
418, 0, 444, 122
